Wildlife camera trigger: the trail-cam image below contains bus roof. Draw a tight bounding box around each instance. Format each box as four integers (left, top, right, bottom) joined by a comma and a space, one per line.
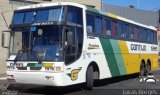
16, 2, 156, 31
17, 2, 86, 10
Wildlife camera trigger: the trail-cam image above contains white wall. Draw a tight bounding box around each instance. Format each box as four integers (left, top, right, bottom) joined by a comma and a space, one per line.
0, 0, 20, 74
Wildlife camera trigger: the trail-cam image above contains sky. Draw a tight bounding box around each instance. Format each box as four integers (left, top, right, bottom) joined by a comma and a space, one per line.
103, 0, 160, 11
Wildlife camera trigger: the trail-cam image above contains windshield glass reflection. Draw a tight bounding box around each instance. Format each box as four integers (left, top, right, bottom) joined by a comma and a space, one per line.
12, 25, 63, 61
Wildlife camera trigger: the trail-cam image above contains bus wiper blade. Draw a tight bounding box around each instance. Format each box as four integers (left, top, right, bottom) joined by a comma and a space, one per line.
37, 49, 46, 63
14, 50, 23, 62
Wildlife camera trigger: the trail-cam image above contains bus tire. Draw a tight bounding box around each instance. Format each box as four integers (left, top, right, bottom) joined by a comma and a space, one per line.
140, 63, 146, 77
85, 66, 93, 90
146, 63, 151, 75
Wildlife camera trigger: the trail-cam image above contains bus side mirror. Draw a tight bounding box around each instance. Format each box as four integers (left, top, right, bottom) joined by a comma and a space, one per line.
2, 30, 10, 48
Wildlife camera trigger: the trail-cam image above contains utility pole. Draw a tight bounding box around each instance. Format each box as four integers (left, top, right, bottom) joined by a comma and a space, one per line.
101, 0, 103, 11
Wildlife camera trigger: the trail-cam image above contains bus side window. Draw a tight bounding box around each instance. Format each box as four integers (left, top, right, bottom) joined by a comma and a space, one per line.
95, 16, 103, 34
86, 13, 95, 34
118, 21, 125, 38
105, 18, 111, 36
134, 26, 139, 40
111, 20, 118, 37
125, 24, 129, 39
140, 29, 147, 42
87, 26, 93, 33
154, 31, 157, 43
129, 25, 134, 40
147, 30, 150, 42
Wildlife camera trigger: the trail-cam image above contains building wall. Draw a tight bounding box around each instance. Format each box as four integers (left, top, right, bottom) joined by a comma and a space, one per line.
0, 0, 27, 74
102, 3, 159, 27
9, 0, 102, 10
51, 0, 102, 10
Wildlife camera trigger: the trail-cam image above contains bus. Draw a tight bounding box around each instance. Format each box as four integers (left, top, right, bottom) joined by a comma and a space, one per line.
3, 2, 158, 90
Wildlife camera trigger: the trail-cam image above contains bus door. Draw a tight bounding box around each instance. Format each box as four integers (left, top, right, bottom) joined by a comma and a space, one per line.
65, 27, 77, 64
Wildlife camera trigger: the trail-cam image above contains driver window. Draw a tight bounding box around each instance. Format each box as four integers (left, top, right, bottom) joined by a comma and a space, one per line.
13, 32, 22, 53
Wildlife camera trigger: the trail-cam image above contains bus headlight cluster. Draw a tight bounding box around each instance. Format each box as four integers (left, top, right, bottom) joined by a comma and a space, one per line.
7, 66, 15, 70
44, 66, 62, 72
7, 63, 15, 70
45, 67, 54, 71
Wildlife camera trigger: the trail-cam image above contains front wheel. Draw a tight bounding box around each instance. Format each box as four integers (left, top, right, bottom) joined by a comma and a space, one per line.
85, 66, 93, 90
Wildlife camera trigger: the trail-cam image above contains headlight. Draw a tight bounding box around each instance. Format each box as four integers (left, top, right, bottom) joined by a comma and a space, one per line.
44, 66, 61, 72
55, 66, 61, 72
7, 66, 15, 70
45, 67, 54, 71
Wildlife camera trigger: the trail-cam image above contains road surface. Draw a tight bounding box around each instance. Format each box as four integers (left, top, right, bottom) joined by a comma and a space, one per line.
1, 70, 160, 95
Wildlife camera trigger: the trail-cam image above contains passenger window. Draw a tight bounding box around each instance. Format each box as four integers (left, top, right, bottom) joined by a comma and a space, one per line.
118, 22, 125, 38
86, 13, 95, 33
153, 31, 157, 43
129, 26, 135, 40
105, 19, 111, 36
95, 16, 103, 34
111, 20, 118, 36
125, 24, 129, 39
150, 31, 154, 42
134, 27, 139, 40
147, 30, 150, 42
140, 29, 147, 42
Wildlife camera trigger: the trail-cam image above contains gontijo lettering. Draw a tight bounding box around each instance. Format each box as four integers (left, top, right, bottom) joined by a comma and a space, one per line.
131, 44, 146, 51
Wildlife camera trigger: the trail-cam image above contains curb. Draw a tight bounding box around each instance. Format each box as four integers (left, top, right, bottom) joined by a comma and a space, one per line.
0, 73, 7, 80
0, 77, 7, 80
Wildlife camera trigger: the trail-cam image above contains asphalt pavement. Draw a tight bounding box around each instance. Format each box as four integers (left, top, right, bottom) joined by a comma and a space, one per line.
1, 70, 160, 95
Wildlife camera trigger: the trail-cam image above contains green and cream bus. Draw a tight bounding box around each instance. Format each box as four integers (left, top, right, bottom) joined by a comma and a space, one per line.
3, 2, 158, 90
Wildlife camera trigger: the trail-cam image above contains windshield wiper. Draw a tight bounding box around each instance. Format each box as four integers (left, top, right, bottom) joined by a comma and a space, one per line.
36, 49, 46, 63
14, 50, 23, 62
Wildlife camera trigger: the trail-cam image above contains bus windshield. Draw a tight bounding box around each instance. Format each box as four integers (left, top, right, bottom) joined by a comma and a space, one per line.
11, 25, 63, 61
12, 6, 64, 24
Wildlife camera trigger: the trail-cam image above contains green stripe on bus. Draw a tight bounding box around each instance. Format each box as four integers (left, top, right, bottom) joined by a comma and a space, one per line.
86, 6, 99, 14
110, 40, 127, 75
27, 63, 36, 67
35, 63, 44, 67
100, 38, 120, 77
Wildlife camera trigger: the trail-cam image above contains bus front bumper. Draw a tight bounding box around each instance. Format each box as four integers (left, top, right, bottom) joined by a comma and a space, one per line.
7, 71, 65, 86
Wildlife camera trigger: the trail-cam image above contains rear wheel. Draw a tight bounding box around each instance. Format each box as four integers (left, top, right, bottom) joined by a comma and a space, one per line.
140, 63, 146, 77
85, 66, 93, 90
146, 63, 151, 75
